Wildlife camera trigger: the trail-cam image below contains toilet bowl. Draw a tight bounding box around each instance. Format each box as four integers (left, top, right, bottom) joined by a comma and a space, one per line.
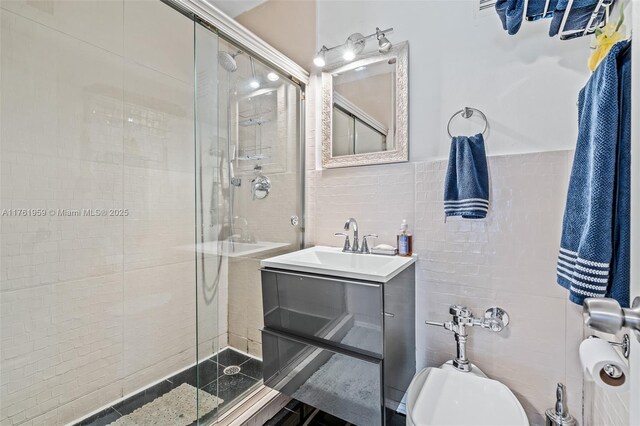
406, 362, 529, 426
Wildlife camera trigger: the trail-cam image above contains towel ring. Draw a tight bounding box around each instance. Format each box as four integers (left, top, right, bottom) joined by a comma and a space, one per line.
447, 107, 488, 138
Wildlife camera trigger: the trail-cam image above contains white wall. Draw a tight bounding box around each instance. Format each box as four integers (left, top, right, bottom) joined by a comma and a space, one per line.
316, 0, 591, 162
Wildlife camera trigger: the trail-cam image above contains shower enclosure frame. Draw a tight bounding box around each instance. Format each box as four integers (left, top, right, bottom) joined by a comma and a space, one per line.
162, 0, 308, 253
162, 0, 309, 423
163, 0, 309, 87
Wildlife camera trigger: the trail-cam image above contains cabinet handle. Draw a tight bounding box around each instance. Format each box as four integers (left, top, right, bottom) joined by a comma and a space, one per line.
384, 312, 395, 317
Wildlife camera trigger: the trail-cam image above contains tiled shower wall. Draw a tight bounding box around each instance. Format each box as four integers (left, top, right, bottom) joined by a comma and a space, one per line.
0, 2, 221, 424
306, 150, 586, 425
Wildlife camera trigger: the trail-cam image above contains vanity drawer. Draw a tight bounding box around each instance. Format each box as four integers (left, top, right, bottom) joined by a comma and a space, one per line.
262, 328, 383, 426
261, 269, 383, 357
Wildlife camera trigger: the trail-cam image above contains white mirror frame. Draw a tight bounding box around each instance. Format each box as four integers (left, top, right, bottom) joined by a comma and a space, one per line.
321, 41, 408, 168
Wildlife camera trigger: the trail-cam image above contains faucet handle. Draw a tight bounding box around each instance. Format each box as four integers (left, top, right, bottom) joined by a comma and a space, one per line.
360, 234, 378, 253
334, 232, 351, 252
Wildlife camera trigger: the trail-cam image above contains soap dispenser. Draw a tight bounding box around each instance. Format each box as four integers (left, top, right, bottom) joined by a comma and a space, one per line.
397, 219, 413, 256
545, 383, 577, 426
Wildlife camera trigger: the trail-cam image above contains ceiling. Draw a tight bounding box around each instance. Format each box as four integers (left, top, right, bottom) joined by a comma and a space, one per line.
212, 0, 268, 17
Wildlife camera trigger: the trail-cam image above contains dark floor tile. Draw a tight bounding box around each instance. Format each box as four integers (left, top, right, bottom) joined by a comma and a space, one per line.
215, 348, 252, 367
307, 410, 348, 426
203, 373, 259, 409
238, 357, 262, 380
284, 398, 304, 414
112, 380, 173, 416
77, 407, 121, 426
386, 410, 407, 426
167, 366, 196, 388
263, 405, 302, 426
264, 402, 405, 426
170, 360, 223, 389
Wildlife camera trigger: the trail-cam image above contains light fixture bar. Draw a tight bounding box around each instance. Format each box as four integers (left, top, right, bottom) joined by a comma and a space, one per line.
323, 27, 393, 54
314, 27, 394, 67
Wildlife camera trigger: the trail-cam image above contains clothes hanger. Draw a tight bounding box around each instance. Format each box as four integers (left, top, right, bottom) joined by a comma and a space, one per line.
525, 0, 554, 21
558, 0, 614, 40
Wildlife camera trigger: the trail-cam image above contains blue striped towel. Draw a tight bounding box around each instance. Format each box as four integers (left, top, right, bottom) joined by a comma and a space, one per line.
444, 134, 489, 219
557, 41, 631, 307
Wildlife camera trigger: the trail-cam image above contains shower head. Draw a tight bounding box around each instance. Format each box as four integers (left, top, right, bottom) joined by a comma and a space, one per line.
218, 51, 242, 72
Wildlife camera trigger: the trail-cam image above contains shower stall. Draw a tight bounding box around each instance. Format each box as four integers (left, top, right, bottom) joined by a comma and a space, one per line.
0, 0, 306, 424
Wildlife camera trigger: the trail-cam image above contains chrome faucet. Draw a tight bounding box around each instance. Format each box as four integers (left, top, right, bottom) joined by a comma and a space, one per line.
426, 305, 510, 372
335, 218, 378, 253
343, 217, 360, 252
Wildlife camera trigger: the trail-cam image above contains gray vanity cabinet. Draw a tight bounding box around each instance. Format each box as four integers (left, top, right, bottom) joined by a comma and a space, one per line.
261, 264, 415, 426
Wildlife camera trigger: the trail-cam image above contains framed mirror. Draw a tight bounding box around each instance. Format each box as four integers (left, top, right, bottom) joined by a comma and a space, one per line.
321, 41, 408, 168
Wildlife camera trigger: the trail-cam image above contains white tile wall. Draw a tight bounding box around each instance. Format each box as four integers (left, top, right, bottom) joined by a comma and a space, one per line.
591, 382, 630, 426
585, 329, 630, 426
0, 2, 205, 425
306, 149, 588, 425
224, 79, 302, 357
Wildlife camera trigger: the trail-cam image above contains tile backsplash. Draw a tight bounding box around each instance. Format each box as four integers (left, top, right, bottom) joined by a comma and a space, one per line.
306, 149, 587, 425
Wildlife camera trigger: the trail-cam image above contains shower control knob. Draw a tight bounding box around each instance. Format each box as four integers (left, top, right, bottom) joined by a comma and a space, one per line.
290, 215, 299, 226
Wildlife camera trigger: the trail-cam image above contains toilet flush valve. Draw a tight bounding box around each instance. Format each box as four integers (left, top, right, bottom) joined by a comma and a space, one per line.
425, 305, 510, 372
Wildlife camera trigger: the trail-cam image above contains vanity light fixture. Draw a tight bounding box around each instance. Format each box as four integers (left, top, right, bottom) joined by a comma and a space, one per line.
313, 46, 328, 67
376, 27, 392, 53
343, 33, 365, 61
313, 26, 394, 67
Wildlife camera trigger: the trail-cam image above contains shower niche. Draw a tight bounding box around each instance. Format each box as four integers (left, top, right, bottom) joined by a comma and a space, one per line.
233, 84, 297, 176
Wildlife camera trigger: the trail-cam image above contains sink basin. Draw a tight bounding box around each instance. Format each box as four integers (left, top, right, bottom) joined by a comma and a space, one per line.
260, 245, 415, 282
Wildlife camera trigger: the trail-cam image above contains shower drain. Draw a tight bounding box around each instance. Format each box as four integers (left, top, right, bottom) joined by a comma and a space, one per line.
223, 365, 241, 375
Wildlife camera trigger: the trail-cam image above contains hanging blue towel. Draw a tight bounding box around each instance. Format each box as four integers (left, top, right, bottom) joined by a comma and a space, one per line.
608, 43, 631, 306
444, 134, 489, 219
527, 0, 559, 20
549, 0, 613, 37
496, 0, 557, 34
496, 0, 524, 35
556, 41, 631, 307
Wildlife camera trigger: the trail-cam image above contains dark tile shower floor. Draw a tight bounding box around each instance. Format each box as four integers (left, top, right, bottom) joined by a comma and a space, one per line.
264, 400, 407, 426
77, 348, 262, 426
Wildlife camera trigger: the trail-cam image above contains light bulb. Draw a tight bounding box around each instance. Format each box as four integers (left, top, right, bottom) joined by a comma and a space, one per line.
267, 72, 279, 81
313, 47, 327, 67
378, 35, 392, 53
249, 79, 260, 89
343, 49, 356, 61
376, 28, 392, 53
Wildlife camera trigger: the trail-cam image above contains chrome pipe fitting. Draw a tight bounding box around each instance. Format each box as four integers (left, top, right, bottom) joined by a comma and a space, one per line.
426, 305, 510, 372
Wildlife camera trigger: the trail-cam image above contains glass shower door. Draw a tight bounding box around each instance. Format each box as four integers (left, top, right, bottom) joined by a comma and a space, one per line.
195, 23, 304, 423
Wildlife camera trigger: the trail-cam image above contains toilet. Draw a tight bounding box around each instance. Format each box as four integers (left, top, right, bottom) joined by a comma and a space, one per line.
406, 362, 529, 426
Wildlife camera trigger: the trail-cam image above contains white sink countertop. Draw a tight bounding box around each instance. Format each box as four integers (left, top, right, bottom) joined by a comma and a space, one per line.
260, 245, 416, 283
